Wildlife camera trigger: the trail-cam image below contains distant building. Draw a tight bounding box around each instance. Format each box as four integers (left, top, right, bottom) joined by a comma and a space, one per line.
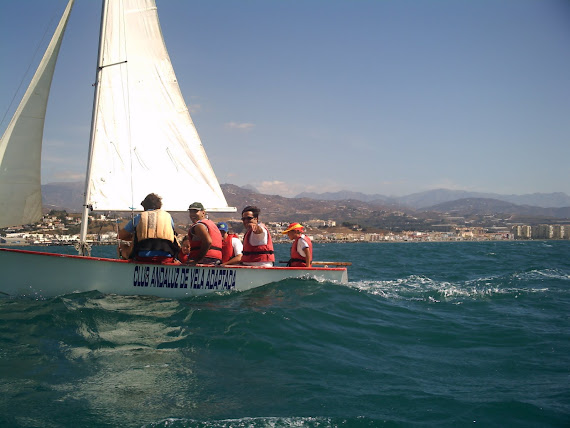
532, 224, 553, 239
512, 225, 532, 239
552, 225, 564, 239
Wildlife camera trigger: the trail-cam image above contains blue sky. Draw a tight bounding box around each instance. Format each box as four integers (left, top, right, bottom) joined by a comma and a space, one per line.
1, 0, 569, 197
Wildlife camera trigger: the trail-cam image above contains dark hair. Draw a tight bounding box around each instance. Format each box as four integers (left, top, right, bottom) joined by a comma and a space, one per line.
241, 205, 260, 218
141, 193, 162, 210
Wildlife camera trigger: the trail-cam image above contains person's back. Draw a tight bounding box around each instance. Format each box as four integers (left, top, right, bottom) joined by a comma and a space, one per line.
119, 193, 179, 262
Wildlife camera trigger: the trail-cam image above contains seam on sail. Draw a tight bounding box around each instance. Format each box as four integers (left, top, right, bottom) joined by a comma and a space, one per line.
166, 148, 180, 172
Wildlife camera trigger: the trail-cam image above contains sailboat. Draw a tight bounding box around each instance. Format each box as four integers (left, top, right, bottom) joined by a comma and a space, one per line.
0, 0, 348, 298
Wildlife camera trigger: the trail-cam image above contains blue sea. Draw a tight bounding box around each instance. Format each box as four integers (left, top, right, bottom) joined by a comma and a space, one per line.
1, 241, 569, 427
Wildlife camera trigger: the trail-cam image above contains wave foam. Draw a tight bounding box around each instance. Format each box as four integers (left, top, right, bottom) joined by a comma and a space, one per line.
346, 268, 567, 302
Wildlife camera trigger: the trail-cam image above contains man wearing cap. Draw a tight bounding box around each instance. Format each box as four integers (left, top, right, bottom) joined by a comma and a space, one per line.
118, 193, 179, 262
216, 222, 243, 265
187, 202, 223, 265
282, 222, 313, 267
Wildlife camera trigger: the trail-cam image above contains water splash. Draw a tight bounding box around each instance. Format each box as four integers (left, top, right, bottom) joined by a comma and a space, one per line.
347, 268, 566, 303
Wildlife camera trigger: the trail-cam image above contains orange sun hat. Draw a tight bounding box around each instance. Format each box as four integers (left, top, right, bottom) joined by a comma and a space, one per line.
282, 222, 304, 234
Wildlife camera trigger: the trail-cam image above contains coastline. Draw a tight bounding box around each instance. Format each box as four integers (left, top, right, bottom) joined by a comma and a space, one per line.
1, 238, 563, 248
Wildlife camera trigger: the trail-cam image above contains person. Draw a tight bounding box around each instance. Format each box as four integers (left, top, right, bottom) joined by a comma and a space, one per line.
240, 205, 274, 267
186, 202, 222, 265
282, 222, 312, 267
216, 222, 243, 265
177, 235, 191, 263
118, 193, 179, 263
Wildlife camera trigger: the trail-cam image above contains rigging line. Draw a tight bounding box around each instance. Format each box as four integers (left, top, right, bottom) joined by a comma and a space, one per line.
0, 8, 61, 130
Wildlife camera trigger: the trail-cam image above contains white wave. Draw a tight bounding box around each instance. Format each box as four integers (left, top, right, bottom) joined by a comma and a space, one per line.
143, 416, 367, 427
513, 268, 570, 281
346, 271, 558, 302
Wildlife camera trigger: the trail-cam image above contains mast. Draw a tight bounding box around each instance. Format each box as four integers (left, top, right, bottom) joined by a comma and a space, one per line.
77, 0, 109, 256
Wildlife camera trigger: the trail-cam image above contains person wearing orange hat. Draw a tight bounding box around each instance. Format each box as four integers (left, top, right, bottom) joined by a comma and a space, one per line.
282, 222, 312, 267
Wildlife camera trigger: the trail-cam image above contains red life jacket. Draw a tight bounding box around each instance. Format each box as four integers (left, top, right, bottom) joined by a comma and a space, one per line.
289, 235, 313, 267
188, 218, 222, 261
242, 225, 275, 263
221, 233, 239, 263
177, 252, 190, 263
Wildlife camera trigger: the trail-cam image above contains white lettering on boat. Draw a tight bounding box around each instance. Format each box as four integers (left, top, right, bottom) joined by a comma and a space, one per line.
133, 266, 236, 290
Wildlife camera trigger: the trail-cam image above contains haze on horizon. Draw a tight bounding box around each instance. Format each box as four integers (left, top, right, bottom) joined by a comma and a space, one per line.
1, 0, 569, 198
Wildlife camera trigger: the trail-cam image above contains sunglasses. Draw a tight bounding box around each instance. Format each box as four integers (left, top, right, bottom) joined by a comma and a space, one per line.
241, 216, 255, 221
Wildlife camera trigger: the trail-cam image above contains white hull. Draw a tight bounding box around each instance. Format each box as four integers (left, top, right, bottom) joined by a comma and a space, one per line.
0, 248, 348, 299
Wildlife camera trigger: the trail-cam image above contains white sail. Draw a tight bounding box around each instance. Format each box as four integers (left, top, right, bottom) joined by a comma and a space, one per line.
0, 0, 75, 228
85, 0, 232, 213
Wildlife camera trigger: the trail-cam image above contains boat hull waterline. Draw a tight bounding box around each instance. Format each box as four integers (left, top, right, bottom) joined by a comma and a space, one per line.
0, 248, 348, 298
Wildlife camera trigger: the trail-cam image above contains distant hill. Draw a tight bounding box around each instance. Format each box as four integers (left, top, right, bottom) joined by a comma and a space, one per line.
42, 181, 84, 212
39, 182, 396, 223
241, 184, 260, 193
40, 182, 570, 228
399, 189, 570, 209
297, 188, 570, 209
502, 192, 570, 208
219, 184, 394, 223
424, 197, 570, 218
296, 190, 394, 205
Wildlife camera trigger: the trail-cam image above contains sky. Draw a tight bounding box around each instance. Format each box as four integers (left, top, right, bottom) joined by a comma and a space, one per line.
1, 0, 569, 198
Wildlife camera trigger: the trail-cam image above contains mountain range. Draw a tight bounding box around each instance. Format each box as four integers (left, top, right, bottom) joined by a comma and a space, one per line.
41, 182, 570, 225
296, 189, 570, 209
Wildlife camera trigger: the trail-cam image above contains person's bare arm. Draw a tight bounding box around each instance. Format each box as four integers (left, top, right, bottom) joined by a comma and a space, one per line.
305, 245, 312, 267
118, 228, 133, 241
188, 224, 211, 264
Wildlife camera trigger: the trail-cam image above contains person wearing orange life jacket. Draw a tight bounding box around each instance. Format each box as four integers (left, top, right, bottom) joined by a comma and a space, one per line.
282, 222, 313, 267
186, 202, 222, 265
240, 205, 274, 267
216, 222, 243, 265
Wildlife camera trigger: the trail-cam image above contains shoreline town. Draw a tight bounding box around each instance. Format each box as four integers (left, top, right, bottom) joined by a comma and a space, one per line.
1, 212, 569, 246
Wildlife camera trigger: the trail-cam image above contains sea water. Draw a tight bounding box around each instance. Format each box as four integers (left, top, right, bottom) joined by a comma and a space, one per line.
0, 241, 568, 427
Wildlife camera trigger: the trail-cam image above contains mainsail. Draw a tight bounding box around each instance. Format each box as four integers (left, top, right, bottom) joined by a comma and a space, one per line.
84, 0, 232, 213
0, 0, 75, 228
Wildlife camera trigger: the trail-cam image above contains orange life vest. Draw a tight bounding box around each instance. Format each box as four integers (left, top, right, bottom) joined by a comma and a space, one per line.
289, 234, 313, 267
132, 209, 179, 259
221, 233, 239, 263
242, 225, 275, 263
188, 218, 222, 261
